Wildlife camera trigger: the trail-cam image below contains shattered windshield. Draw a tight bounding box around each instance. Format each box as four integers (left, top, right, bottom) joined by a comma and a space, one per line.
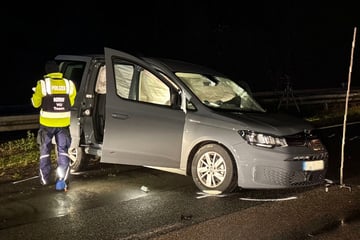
176, 72, 265, 112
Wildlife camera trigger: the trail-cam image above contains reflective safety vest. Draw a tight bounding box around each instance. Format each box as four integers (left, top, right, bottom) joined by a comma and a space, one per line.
31, 72, 76, 127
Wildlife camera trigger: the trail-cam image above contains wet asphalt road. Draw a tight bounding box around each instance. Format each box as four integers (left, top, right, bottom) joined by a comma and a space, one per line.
0, 123, 359, 239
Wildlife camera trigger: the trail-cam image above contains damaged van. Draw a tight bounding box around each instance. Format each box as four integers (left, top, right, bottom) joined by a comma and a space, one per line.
55, 47, 328, 194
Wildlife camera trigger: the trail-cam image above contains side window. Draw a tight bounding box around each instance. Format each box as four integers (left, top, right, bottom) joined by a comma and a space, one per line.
139, 70, 170, 106
95, 65, 106, 94
60, 62, 86, 90
114, 63, 171, 106
114, 64, 134, 98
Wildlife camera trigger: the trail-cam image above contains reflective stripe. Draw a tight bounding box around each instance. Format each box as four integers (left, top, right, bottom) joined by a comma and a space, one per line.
64, 166, 70, 181
40, 80, 47, 96
45, 78, 52, 95
40, 154, 50, 159
40, 110, 71, 118
63, 78, 70, 94
69, 80, 75, 95
40, 169, 48, 185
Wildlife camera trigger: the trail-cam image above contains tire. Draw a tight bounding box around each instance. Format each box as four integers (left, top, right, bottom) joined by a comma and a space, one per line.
68, 146, 89, 172
191, 143, 238, 194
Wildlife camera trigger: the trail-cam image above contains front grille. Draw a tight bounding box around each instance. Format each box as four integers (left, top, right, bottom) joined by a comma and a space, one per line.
285, 131, 326, 151
285, 133, 307, 146
255, 166, 326, 187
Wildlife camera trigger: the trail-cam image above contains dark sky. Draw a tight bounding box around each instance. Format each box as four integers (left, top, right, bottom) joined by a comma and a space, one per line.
2, 1, 359, 106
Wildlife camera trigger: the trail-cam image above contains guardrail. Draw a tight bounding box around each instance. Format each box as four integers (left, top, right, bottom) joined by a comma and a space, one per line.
253, 87, 360, 113
1, 88, 360, 132
0, 114, 39, 132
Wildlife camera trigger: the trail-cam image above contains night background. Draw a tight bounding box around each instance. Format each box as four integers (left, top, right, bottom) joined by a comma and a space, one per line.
2, 1, 359, 106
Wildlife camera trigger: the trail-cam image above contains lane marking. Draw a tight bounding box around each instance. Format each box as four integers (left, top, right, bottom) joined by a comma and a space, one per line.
239, 196, 298, 202
12, 175, 39, 184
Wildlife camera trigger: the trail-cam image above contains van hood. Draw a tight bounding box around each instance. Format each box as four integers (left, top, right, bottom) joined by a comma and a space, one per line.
222, 111, 314, 136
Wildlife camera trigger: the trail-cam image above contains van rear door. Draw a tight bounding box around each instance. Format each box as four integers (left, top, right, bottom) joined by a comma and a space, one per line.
102, 47, 185, 168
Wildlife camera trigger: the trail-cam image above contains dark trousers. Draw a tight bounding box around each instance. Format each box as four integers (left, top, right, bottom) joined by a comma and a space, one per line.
37, 125, 71, 184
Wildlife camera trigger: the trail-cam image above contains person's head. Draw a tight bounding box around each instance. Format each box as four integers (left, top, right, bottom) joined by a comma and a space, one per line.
45, 60, 59, 74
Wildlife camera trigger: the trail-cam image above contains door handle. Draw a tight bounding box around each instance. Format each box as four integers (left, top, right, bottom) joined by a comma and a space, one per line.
111, 113, 129, 120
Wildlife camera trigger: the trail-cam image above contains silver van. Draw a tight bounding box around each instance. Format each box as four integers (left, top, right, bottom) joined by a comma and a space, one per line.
56, 47, 328, 194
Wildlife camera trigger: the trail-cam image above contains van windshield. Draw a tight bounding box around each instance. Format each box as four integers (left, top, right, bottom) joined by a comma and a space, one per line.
175, 73, 265, 112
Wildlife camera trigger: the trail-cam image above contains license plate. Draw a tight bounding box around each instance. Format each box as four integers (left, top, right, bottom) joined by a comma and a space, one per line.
302, 160, 324, 171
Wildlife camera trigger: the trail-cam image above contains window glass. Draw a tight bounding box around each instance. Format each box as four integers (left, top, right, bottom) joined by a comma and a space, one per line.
114, 64, 134, 98
95, 65, 106, 94
60, 62, 85, 90
176, 72, 265, 112
114, 63, 171, 106
139, 70, 170, 106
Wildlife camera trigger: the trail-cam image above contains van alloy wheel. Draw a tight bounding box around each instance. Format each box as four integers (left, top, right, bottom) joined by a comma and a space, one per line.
191, 143, 237, 194
68, 146, 88, 172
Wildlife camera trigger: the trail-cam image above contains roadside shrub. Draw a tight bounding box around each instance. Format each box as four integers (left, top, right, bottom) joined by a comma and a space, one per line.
0, 131, 39, 169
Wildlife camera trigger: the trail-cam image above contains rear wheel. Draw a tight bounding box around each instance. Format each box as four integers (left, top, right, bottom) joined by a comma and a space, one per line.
191, 143, 238, 195
68, 146, 89, 172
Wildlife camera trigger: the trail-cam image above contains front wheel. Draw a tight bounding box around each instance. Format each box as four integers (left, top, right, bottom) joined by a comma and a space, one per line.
191, 143, 238, 195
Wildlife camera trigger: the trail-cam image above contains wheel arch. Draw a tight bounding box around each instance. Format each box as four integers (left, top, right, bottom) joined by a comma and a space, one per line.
186, 140, 238, 177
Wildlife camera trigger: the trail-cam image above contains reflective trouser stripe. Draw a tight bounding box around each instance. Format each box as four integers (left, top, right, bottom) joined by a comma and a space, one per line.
40, 154, 50, 159
39, 169, 47, 185
56, 165, 70, 181
64, 166, 70, 181
59, 152, 70, 181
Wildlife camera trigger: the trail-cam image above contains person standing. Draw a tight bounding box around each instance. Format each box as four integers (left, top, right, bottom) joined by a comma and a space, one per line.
31, 60, 77, 191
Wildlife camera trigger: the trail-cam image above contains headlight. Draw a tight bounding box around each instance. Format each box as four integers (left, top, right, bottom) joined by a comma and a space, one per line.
239, 130, 288, 148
